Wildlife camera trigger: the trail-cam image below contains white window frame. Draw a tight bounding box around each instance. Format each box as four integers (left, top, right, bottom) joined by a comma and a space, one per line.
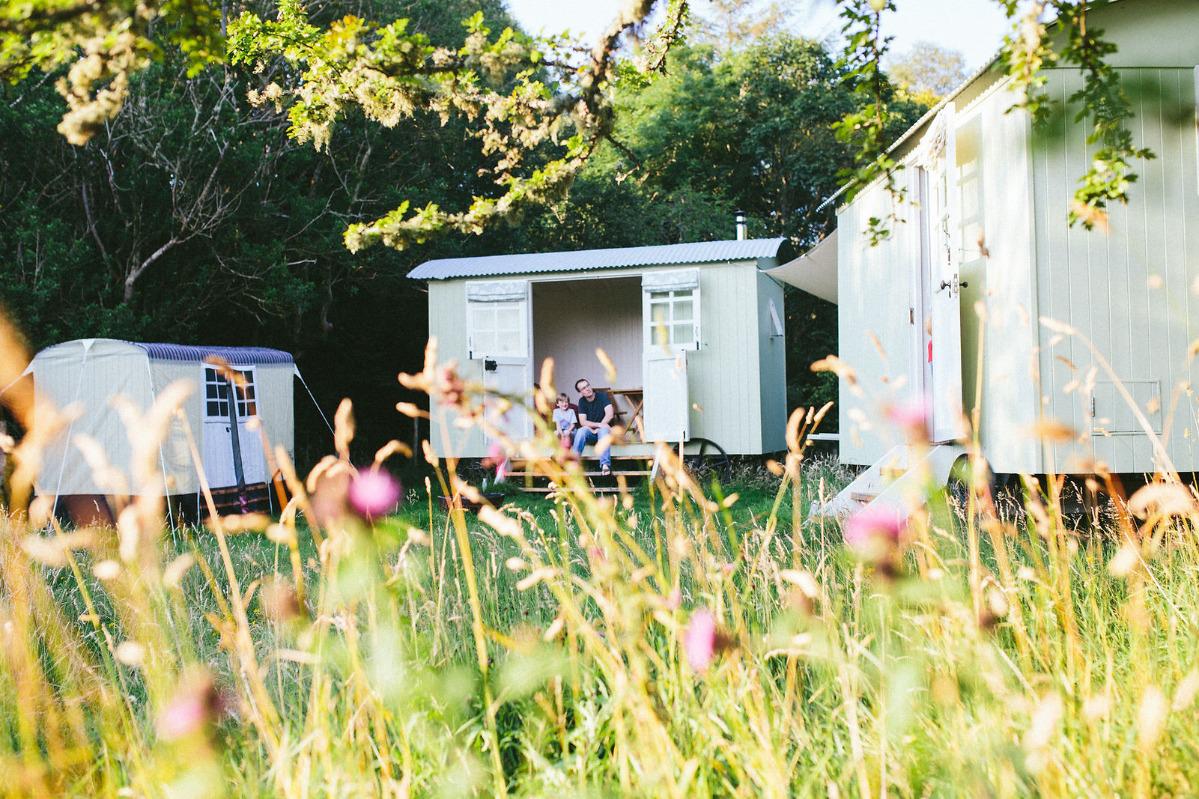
203, 365, 257, 420
467, 300, 528, 360
644, 286, 700, 351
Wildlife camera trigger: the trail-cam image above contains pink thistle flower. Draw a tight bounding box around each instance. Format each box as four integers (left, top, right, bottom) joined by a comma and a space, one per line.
884, 398, 930, 440
684, 608, 717, 673
843, 505, 907, 565
157, 670, 223, 741
348, 468, 402, 519
665, 589, 682, 610
483, 441, 509, 481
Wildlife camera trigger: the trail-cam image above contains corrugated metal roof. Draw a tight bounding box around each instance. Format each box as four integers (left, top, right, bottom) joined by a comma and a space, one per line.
132, 342, 294, 366
408, 238, 793, 280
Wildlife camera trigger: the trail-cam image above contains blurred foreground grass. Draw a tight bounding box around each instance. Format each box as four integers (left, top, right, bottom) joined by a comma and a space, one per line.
6, 370, 1199, 797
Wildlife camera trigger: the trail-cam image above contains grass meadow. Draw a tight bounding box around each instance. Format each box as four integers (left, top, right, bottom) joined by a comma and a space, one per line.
5, 356, 1199, 798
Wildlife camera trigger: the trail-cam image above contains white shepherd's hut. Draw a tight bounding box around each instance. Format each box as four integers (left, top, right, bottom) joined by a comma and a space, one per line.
776, 0, 1199, 515
409, 234, 831, 460
22, 339, 306, 518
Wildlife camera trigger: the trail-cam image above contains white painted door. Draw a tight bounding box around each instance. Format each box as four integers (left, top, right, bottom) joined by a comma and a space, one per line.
201, 365, 267, 489
641, 270, 699, 443
643, 350, 690, 442
918, 104, 964, 443
467, 281, 532, 444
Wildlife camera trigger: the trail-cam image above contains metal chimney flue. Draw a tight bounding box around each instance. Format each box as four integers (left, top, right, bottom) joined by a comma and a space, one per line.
734, 210, 748, 241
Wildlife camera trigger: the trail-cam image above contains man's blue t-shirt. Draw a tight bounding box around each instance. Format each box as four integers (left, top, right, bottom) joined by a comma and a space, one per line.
577, 391, 612, 426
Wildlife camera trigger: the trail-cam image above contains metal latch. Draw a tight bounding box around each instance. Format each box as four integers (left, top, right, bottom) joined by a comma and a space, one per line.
484, 359, 498, 372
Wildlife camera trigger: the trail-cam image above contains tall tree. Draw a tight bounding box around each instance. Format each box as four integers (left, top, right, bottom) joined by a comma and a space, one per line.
556, 37, 924, 416
886, 40, 968, 103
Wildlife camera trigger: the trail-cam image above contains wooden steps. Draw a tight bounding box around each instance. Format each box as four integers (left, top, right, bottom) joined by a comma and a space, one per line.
518, 485, 625, 495
210, 482, 272, 515
508, 463, 652, 475
505, 456, 652, 496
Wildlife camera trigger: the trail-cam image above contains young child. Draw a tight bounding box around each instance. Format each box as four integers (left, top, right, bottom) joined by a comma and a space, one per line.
552, 393, 579, 450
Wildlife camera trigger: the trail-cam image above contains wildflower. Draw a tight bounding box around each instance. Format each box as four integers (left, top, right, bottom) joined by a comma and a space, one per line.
684, 609, 716, 673
843, 505, 905, 557
884, 398, 929, 441
157, 669, 225, 741
348, 468, 402, 519
482, 441, 508, 481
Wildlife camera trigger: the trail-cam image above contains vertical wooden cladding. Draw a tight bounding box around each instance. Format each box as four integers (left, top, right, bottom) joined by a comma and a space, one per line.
755, 271, 788, 453
1032, 67, 1199, 473
426, 263, 773, 457
690, 262, 764, 454
970, 80, 1040, 475
836, 179, 920, 467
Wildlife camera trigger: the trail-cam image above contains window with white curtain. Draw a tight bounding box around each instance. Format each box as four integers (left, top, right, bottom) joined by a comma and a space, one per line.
646, 288, 699, 349
468, 301, 527, 358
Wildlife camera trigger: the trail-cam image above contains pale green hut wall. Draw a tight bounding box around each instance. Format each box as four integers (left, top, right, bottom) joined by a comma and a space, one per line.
1048, 0, 1199, 69
962, 79, 1042, 475
836, 180, 921, 467
33, 340, 154, 496
835, 0, 1199, 475
755, 271, 787, 452
1032, 65, 1199, 473
425, 261, 775, 457
427, 279, 487, 458
689, 262, 765, 454
836, 77, 1045, 471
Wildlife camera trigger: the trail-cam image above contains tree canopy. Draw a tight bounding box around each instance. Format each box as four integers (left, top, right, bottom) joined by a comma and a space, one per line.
0, 0, 1169, 457
886, 40, 968, 103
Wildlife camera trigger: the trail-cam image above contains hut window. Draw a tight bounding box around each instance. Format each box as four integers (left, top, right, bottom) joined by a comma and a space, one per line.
467, 302, 527, 359
204, 367, 257, 420
646, 288, 699, 349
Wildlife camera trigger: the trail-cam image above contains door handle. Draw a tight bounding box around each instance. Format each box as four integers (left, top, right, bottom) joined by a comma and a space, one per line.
938, 278, 969, 292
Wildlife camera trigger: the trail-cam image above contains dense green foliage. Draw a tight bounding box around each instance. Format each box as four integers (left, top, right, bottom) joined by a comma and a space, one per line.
0, 7, 921, 452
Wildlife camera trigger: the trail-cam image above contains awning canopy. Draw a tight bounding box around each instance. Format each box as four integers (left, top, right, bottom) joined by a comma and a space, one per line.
762, 230, 838, 304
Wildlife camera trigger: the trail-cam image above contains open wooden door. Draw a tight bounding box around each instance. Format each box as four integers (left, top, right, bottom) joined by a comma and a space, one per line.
641, 269, 699, 443
917, 103, 965, 443
467, 280, 532, 445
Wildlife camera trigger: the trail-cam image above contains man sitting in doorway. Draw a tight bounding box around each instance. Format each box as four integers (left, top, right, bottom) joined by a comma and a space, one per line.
573, 378, 614, 475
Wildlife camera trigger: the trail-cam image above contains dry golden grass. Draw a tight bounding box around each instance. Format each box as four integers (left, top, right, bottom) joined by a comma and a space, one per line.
4, 340, 1199, 798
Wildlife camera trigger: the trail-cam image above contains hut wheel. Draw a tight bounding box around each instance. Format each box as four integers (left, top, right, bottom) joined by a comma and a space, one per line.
683, 438, 732, 484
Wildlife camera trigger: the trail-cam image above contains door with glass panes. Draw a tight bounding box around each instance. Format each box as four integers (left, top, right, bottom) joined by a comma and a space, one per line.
201, 365, 268, 489
642, 269, 699, 442
466, 281, 532, 444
